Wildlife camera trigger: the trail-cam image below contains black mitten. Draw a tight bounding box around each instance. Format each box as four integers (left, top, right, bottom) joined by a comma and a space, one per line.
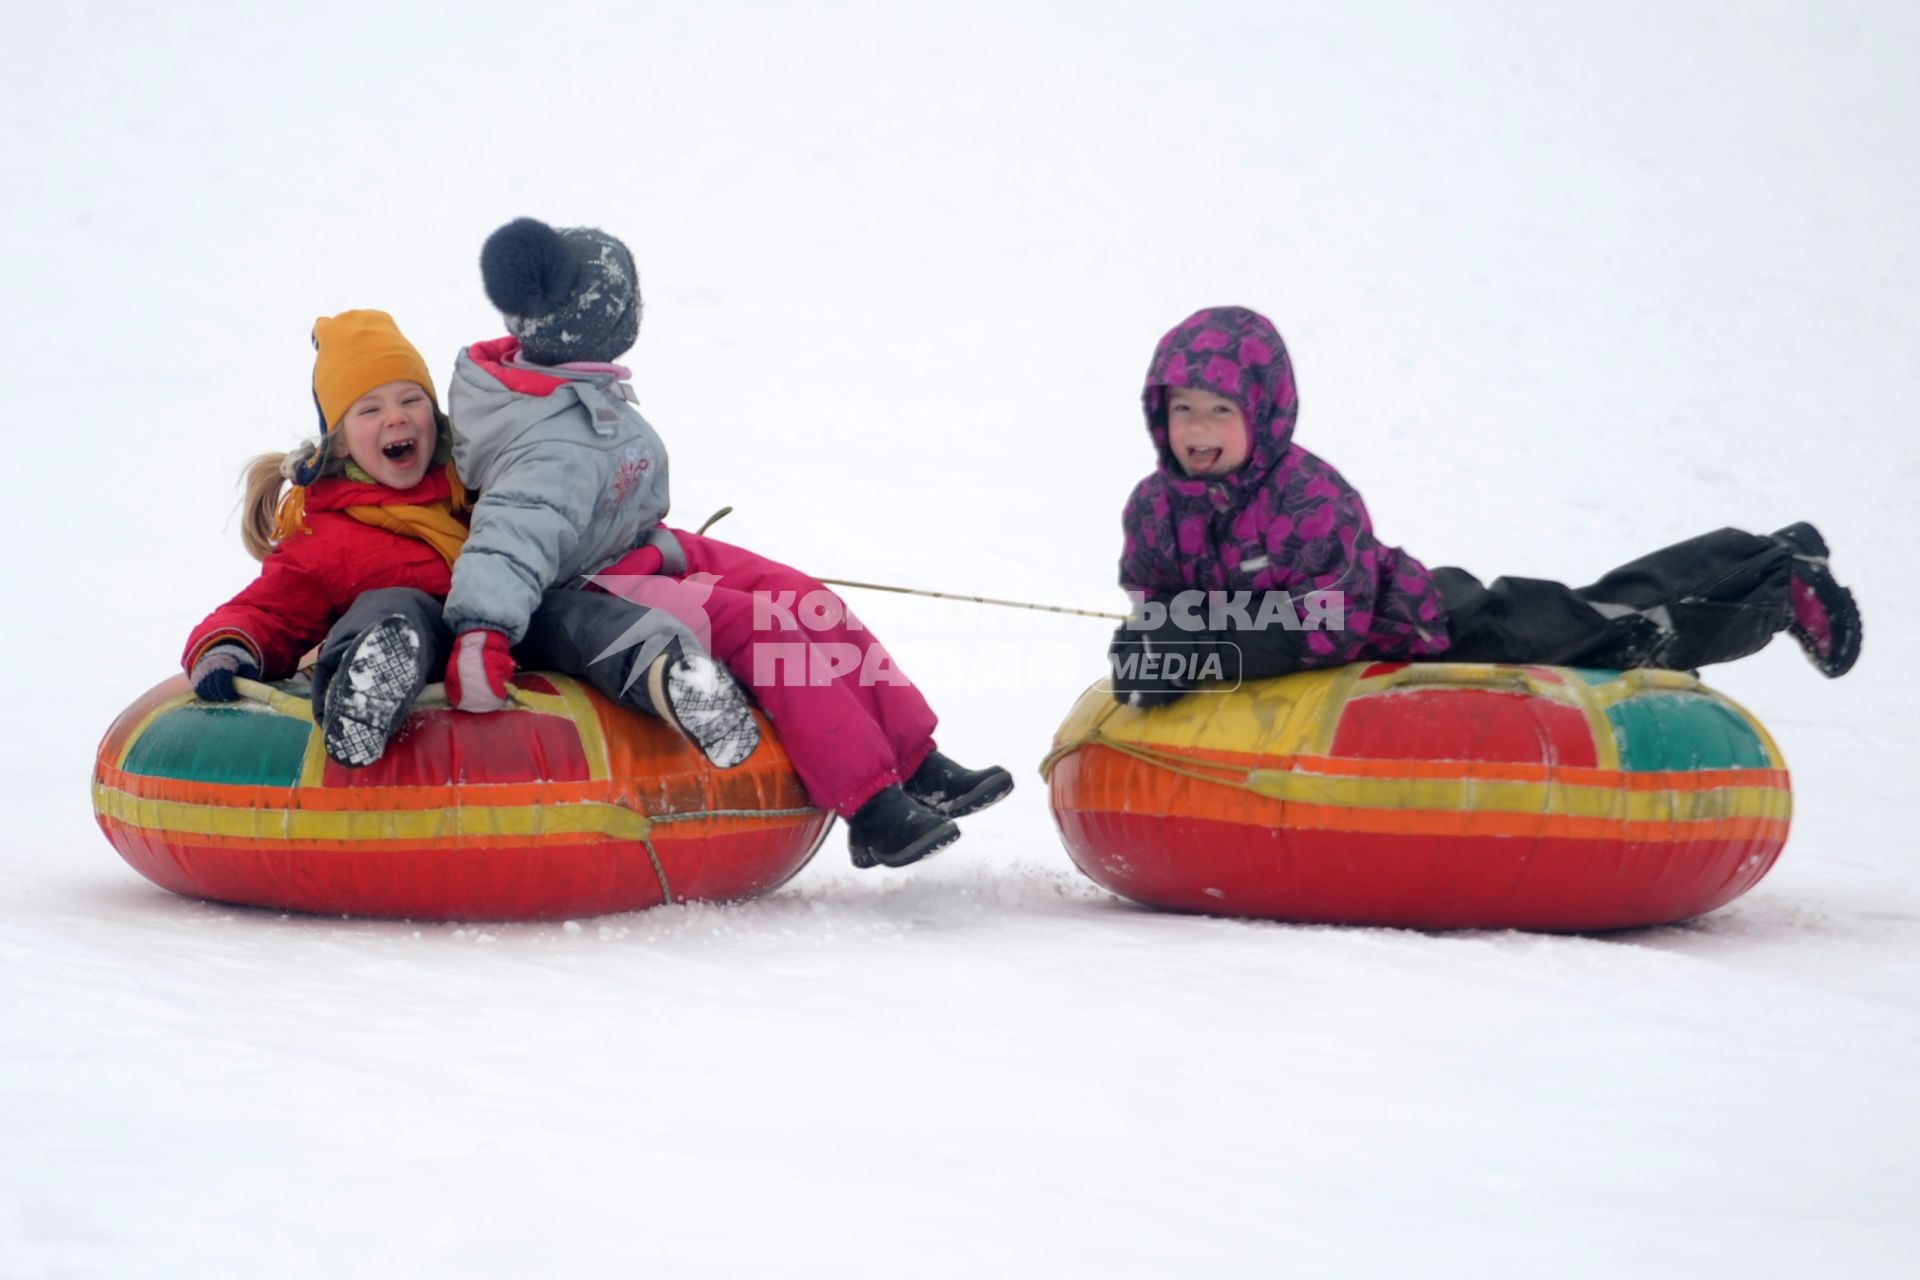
189, 642, 259, 702
1108, 621, 1201, 708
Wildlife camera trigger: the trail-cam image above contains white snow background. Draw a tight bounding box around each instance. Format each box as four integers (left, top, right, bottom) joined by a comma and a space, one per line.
2, 2, 1917, 1276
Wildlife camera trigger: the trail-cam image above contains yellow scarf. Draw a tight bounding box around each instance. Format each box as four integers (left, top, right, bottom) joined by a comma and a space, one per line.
342, 498, 471, 567
272, 466, 473, 568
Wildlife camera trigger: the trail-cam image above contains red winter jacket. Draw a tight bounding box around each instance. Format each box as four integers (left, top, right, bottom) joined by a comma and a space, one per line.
182, 471, 461, 679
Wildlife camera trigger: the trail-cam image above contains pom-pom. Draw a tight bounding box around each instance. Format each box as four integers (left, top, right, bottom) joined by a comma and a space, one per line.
480, 217, 579, 316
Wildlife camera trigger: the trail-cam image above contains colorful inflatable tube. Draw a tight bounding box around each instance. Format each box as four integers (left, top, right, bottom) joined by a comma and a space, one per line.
1043, 663, 1791, 932
93, 674, 832, 921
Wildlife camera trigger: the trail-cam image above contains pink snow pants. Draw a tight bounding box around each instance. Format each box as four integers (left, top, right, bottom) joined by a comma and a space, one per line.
602, 529, 937, 817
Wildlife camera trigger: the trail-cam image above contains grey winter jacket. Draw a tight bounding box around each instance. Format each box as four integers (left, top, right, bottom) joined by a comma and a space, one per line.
444, 340, 687, 644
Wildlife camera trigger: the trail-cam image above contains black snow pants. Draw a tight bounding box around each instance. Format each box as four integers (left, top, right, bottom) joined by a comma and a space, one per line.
309, 586, 689, 720
309, 587, 452, 721
514, 588, 693, 718
1434, 527, 1793, 671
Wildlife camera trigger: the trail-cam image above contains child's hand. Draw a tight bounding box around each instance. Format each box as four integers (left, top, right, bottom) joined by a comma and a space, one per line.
189, 642, 259, 702
1107, 623, 1198, 709
447, 629, 516, 713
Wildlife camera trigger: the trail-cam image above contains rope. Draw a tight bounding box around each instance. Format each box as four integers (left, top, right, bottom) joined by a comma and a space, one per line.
690, 503, 1121, 620
640, 835, 672, 905
1040, 716, 1266, 798
231, 676, 542, 720
816, 577, 1126, 621
638, 807, 833, 904
647, 806, 823, 823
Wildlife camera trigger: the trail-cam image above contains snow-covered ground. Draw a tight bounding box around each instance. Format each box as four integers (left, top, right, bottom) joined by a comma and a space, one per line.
4, 2, 1917, 1275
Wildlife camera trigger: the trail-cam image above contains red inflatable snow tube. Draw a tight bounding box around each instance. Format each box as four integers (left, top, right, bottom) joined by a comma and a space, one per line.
1043, 663, 1792, 932
91, 673, 833, 921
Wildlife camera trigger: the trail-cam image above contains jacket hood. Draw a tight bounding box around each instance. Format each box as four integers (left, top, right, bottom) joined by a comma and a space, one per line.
1142, 306, 1299, 505
465, 336, 575, 395
449, 338, 634, 480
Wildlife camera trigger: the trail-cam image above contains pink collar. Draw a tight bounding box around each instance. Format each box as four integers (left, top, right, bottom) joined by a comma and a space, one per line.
509, 353, 632, 381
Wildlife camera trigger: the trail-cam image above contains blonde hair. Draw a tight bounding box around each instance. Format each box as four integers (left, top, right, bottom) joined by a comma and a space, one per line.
238, 452, 287, 562
240, 435, 345, 560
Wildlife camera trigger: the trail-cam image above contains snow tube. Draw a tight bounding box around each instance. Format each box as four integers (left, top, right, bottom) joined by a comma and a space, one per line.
92, 673, 832, 921
1042, 662, 1791, 932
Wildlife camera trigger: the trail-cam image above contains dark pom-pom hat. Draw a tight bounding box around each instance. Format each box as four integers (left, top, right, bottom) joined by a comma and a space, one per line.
479, 217, 641, 366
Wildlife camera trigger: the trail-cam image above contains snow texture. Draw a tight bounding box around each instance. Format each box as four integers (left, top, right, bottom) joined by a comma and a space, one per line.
2, 2, 1917, 1277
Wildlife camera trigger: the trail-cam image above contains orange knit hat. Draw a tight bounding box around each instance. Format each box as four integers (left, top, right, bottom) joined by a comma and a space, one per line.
311, 309, 438, 431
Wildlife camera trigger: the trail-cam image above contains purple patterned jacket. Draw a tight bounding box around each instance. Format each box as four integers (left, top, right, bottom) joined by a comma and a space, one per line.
1119, 307, 1450, 669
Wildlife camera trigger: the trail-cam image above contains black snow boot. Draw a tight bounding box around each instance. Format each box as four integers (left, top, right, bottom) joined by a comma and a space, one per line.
323, 614, 426, 767
904, 751, 1014, 818
645, 643, 761, 768
847, 785, 960, 869
1772, 523, 1862, 678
